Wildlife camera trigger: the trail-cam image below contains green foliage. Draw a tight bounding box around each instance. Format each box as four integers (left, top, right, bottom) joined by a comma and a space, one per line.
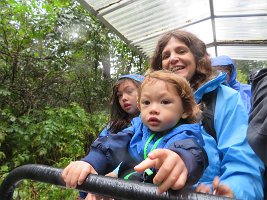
0, 0, 145, 115
0, 0, 144, 198
236, 69, 249, 84
235, 60, 267, 74
0, 104, 108, 199
235, 59, 267, 84
1, 103, 108, 168
10, 180, 79, 200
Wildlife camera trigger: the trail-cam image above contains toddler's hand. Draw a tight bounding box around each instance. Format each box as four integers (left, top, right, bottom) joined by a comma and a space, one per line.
62, 161, 97, 188
134, 149, 188, 194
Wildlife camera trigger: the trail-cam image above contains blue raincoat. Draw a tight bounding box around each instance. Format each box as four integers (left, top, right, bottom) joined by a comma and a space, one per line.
211, 55, 252, 113
195, 72, 264, 199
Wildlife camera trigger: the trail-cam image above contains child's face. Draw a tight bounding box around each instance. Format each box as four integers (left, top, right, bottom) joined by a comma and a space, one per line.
139, 79, 186, 132
215, 66, 232, 83
117, 80, 139, 116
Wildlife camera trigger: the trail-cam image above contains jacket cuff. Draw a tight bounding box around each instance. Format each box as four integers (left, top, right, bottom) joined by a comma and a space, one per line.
82, 148, 108, 175
168, 139, 208, 185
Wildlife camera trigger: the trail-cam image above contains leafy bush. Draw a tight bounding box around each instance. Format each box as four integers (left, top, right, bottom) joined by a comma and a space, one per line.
0, 103, 108, 199
9, 180, 79, 200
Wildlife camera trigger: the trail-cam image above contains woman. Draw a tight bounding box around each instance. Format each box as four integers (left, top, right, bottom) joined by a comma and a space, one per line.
149, 30, 264, 199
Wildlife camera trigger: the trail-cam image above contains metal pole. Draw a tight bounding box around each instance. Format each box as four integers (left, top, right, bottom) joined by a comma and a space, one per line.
0, 164, 233, 200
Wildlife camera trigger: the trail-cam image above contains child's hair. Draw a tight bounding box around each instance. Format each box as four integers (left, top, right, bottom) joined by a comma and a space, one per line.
139, 70, 201, 123
109, 74, 144, 134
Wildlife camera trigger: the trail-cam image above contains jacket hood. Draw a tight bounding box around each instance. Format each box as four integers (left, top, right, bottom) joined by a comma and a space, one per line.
118, 74, 145, 83
211, 55, 239, 89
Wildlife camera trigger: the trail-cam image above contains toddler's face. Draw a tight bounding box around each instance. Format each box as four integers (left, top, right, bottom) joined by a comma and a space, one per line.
139, 79, 186, 132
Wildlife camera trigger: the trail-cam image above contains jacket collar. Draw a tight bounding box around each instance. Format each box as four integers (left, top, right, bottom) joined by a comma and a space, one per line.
194, 72, 227, 103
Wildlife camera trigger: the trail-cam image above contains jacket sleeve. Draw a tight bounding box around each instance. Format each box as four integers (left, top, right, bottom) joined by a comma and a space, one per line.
82, 126, 134, 175
168, 137, 208, 185
215, 86, 264, 199
247, 68, 267, 166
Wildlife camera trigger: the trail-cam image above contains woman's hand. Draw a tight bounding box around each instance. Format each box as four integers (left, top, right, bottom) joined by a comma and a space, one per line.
212, 176, 234, 198
196, 176, 234, 198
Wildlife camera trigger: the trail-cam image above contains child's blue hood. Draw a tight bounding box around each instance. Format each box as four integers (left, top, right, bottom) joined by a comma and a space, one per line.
211, 55, 238, 89
119, 74, 145, 83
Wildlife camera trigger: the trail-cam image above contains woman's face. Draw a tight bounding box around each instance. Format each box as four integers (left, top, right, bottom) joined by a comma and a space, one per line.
161, 37, 196, 81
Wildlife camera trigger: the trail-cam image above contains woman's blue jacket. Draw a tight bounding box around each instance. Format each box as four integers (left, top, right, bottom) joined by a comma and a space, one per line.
195, 72, 264, 199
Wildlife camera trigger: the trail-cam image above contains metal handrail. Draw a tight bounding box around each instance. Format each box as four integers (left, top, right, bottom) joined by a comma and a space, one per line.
0, 164, 232, 200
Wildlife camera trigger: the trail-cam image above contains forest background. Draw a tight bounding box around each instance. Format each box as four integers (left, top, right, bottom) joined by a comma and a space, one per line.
0, 0, 266, 199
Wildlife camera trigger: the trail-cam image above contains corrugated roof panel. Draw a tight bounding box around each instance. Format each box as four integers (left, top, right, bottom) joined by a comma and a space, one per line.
181, 20, 214, 44
79, 0, 267, 60
217, 46, 267, 60
136, 35, 162, 57
84, 0, 119, 11
213, 0, 267, 15
215, 17, 267, 40
103, 0, 210, 42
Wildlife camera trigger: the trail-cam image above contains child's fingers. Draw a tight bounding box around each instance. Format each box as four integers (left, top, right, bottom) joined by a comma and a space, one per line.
134, 149, 171, 172
134, 158, 156, 172
147, 149, 166, 161
78, 165, 97, 185
78, 168, 90, 185
66, 171, 79, 188
62, 161, 94, 188
62, 163, 76, 188
156, 162, 187, 194
152, 155, 175, 185
170, 168, 187, 190
62, 162, 80, 188
152, 150, 184, 184
85, 193, 113, 200
151, 149, 188, 194
61, 163, 71, 179
156, 167, 179, 194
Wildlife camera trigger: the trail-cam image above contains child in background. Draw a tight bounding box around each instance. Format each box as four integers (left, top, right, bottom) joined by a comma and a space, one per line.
64, 74, 144, 200
211, 55, 251, 113
99, 74, 145, 137
62, 70, 208, 197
